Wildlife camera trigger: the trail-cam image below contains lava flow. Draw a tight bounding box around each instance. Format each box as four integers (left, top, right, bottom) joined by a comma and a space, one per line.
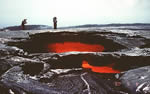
82, 60, 120, 73
48, 42, 105, 53
48, 42, 120, 73
48, 42, 104, 53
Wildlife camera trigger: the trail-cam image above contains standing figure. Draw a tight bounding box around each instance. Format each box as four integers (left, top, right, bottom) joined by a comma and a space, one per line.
21, 19, 27, 30
53, 17, 57, 29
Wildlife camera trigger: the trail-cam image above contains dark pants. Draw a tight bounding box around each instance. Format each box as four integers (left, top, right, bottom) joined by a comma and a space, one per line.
54, 23, 57, 29
21, 25, 25, 30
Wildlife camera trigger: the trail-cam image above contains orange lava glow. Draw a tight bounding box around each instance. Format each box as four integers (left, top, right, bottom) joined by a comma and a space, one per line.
48, 42, 104, 53
82, 60, 120, 73
48, 42, 119, 73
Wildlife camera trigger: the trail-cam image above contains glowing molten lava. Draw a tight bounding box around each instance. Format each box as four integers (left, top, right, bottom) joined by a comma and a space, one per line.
82, 60, 120, 73
48, 42, 104, 53
48, 41, 119, 73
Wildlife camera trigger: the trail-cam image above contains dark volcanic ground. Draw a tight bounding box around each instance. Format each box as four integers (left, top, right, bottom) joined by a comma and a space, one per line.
0, 27, 150, 94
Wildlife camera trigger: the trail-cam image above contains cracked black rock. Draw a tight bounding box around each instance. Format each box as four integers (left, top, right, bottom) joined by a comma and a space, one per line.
0, 26, 150, 94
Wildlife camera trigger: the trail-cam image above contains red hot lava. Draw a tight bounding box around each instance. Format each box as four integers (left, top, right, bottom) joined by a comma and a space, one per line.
48, 42, 104, 53
82, 60, 120, 73
48, 42, 120, 73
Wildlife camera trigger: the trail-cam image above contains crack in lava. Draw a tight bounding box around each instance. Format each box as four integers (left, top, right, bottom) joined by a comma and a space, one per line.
48, 42, 104, 53
82, 60, 120, 73
48, 42, 120, 73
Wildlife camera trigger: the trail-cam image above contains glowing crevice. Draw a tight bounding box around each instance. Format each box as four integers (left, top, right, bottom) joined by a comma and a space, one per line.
47, 41, 120, 73
48, 42, 104, 53
82, 60, 120, 73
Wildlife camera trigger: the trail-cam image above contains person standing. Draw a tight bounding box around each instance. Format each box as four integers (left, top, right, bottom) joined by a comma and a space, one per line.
53, 17, 57, 29
21, 19, 27, 30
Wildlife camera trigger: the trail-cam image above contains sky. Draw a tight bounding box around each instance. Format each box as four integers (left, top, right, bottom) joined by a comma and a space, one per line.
0, 0, 150, 28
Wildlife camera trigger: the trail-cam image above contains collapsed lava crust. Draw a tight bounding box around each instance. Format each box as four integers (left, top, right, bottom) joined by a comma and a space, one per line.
0, 29, 150, 94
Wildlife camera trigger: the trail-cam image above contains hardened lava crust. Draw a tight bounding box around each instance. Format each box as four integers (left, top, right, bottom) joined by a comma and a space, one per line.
0, 29, 150, 94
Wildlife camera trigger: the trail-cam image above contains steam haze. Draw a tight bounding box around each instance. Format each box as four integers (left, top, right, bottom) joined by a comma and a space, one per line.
0, 0, 150, 28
